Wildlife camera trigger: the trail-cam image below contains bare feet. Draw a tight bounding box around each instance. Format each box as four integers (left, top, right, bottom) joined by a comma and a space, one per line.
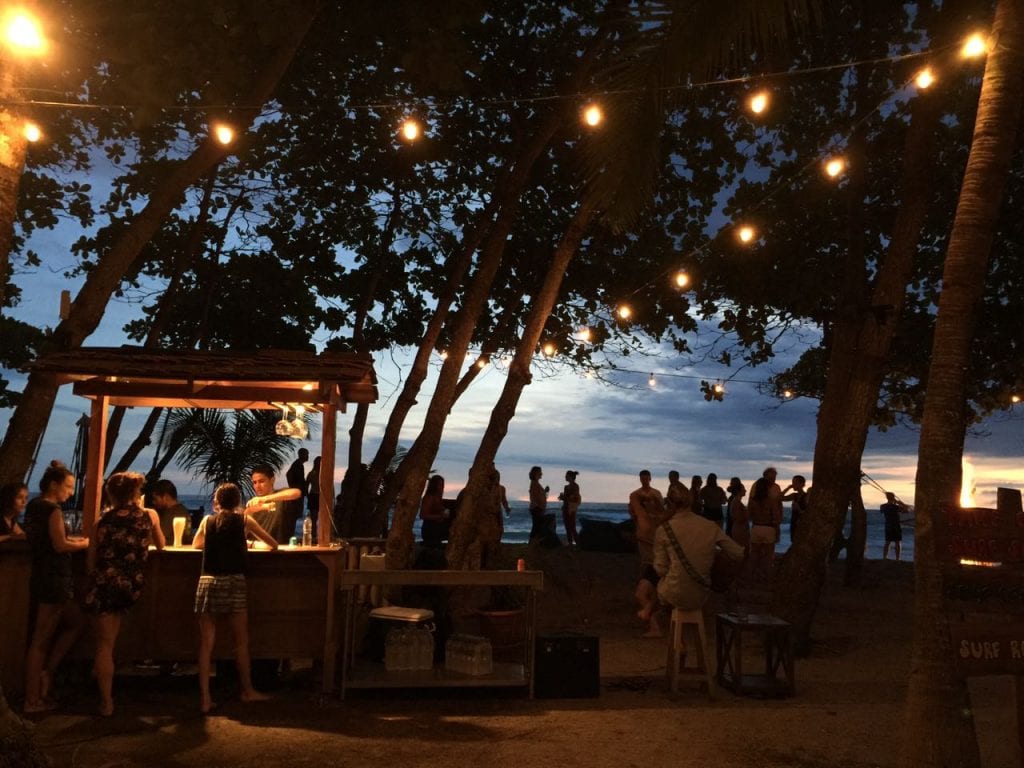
200, 700, 217, 715
240, 690, 271, 703
23, 700, 57, 715
98, 699, 114, 717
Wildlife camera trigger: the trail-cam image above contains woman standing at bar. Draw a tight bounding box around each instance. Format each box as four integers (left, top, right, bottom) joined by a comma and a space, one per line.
193, 483, 276, 714
84, 471, 164, 716
23, 461, 89, 714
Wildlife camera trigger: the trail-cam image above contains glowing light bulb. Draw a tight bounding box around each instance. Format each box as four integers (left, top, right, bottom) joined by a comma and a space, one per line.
824, 157, 846, 178
961, 33, 988, 59
737, 226, 756, 244
3, 10, 46, 55
713, 382, 725, 395
1012, 394, 1021, 404
400, 118, 420, 141
748, 90, 769, 115
439, 350, 448, 360
782, 389, 793, 399
617, 304, 632, 320
212, 123, 235, 145
674, 271, 690, 289
648, 373, 656, 387
576, 327, 592, 342
542, 342, 556, 357
582, 103, 603, 127
476, 359, 487, 369
914, 67, 935, 90
301, 383, 314, 391
23, 121, 41, 142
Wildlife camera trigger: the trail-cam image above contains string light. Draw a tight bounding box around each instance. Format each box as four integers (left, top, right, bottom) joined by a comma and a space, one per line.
439, 350, 448, 360
3, 9, 46, 56
616, 304, 632, 320
400, 118, 421, 141
476, 358, 487, 369
737, 225, 756, 244
824, 157, 846, 178
1012, 395, 1021, 404
961, 33, 989, 59
542, 342, 556, 357
648, 373, 656, 387
674, 271, 690, 289
748, 90, 770, 115
782, 389, 793, 399
212, 122, 235, 145
914, 67, 935, 90
576, 327, 592, 342
582, 103, 603, 127
23, 121, 41, 142
713, 382, 725, 396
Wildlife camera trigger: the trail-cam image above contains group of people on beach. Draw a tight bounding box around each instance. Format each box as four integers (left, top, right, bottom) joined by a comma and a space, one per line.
2, 459, 318, 716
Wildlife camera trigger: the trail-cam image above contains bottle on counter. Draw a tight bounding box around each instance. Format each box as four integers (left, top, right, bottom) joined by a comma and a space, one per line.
302, 515, 312, 547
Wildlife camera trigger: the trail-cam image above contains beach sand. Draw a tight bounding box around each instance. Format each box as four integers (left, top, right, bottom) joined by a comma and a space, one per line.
24, 545, 1018, 767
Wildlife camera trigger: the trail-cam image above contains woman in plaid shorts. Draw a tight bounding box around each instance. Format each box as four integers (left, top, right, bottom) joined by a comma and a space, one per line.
192, 483, 277, 714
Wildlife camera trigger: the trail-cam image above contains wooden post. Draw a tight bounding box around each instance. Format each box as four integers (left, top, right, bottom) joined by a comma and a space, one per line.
319, 402, 337, 546
81, 395, 108, 537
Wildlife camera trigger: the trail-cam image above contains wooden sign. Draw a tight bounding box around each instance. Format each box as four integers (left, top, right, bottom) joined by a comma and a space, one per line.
951, 624, 1024, 677
938, 488, 1024, 566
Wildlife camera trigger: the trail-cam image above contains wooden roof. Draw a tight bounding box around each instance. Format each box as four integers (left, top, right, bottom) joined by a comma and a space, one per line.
26, 347, 377, 410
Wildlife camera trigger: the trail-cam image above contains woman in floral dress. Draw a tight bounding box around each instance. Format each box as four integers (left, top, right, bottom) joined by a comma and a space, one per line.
84, 471, 164, 715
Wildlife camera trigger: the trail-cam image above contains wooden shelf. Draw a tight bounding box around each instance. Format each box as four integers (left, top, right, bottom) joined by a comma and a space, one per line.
345, 661, 527, 689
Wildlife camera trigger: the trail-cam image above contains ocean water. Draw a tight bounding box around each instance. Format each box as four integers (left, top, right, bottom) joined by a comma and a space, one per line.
180, 495, 913, 560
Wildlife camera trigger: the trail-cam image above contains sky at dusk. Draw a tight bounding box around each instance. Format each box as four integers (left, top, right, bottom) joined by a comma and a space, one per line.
3, 239, 1022, 511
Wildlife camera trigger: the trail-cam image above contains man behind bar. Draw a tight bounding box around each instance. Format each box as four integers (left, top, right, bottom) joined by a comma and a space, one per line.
247, 464, 301, 544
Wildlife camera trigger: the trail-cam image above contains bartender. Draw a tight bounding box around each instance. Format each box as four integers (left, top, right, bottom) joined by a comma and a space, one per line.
247, 464, 301, 544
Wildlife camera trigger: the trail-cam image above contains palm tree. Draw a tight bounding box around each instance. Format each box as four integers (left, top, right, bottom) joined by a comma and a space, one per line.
168, 409, 298, 497
902, 1, 1024, 765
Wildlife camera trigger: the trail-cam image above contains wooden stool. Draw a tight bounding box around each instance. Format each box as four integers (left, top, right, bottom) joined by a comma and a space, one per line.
666, 608, 715, 698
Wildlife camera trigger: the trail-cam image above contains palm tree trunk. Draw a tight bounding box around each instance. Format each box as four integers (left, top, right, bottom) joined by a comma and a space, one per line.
772, 65, 946, 651
903, 1, 1024, 764
447, 197, 598, 569
0, 2, 320, 485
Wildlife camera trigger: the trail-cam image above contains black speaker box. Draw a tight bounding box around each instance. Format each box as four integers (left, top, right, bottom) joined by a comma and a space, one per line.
534, 633, 600, 698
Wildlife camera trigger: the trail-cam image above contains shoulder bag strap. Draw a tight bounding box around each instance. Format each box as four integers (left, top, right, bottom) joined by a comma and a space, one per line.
661, 522, 712, 590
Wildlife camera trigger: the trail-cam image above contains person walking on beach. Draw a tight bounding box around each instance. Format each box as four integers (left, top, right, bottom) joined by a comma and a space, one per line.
699, 473, 727, 528
665, 471, 688, 518
629, 470, 667, 636
782, 475, 808, 544
528, 466, 550, 543
559, 470, 581, 546
726, 478, 749, 550
747, 467, 783, 581
193, 483, 276, 714
880, 492, 912, 560
689, 475, 704, 519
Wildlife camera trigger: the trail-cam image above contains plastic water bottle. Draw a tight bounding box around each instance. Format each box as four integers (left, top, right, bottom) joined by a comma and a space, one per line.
415, 628, 434, 670
302, 515, 312, 547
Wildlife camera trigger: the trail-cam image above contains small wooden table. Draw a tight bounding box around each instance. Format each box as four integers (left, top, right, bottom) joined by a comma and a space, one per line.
716, 612, 795, 697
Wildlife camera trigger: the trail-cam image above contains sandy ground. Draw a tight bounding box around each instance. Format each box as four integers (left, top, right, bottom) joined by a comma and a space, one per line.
23, 546, 1019, 768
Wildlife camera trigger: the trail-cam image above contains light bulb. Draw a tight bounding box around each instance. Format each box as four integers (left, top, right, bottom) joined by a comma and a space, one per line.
737, 226, 756, 244
961, 33, 988, 59
542, 342, 556, 357
824, 157, 846, 178
617, 305, 632, 320
1012, 394, 1021, 404
23, 121, 41, 142
713, 383, 725, 395
576, 327, 592, 342
674, 271, 690, 289
748, 91, 769, 115
648, 373, 656, 387
782, 389, 793, 399
914, 67, 935, 90
476, 359, 487, 369
3, 10, 46, 55
582, 103, 603, 127
212, 123, 235, 145
400, 118, 420, 141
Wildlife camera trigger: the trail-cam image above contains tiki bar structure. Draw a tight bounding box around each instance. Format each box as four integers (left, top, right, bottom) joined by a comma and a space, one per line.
1, 347, 378, 696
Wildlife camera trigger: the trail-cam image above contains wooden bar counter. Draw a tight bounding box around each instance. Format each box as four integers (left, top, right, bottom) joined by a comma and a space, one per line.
0, 542, 346, 697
